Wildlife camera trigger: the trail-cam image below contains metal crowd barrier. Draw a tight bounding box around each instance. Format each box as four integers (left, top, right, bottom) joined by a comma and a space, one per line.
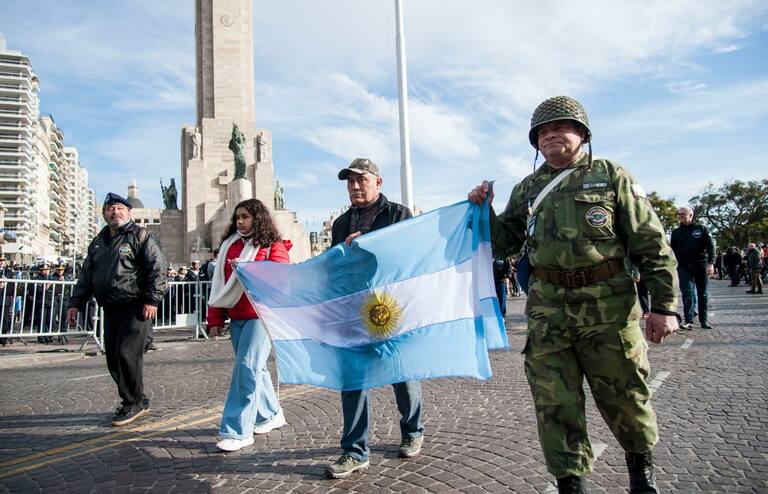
0, 279, 213, 351
156, 280, 212, 340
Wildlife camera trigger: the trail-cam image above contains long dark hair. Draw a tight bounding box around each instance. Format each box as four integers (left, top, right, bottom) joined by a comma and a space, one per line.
223, 198, 282, 247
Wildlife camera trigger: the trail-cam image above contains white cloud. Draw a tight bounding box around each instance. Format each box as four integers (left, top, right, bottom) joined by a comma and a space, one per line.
666, 80, 709, 96
619, 79, 768, 137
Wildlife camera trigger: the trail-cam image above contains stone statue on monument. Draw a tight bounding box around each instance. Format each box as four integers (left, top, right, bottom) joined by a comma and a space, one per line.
190, 127, 201, 159
255, 133, 269, 163
274, 180, 285, 210
161, 178, 179, 210
228, 123, 247, 180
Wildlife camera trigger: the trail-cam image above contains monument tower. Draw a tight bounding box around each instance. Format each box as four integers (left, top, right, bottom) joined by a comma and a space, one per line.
177, 0, 309, 263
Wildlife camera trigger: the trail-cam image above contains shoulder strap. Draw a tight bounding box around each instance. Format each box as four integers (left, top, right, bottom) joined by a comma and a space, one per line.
526, 167, 577, 238
530, 167, 577, 215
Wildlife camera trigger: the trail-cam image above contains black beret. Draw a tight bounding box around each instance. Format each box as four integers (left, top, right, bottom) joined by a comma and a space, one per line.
103, 192, 132, 209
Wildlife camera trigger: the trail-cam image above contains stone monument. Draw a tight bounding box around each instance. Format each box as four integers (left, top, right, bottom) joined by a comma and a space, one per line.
177, 0, 310, 263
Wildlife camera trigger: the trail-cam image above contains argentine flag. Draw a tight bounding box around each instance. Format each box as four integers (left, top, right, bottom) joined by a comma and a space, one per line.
235, 200, 508, 391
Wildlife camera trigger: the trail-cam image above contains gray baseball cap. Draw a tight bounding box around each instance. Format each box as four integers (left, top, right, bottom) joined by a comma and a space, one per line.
338, 158, 380, 180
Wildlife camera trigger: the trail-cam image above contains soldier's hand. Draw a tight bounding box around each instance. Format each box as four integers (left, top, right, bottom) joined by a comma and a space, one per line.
142, 304, 157, 321
468, 180, 493, 205
66, 307, 79, 326
345, 231, 362, 246
645, 313, 678, 344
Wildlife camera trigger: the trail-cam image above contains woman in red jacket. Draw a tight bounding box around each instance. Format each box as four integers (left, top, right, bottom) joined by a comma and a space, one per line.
207, 199, 291, 452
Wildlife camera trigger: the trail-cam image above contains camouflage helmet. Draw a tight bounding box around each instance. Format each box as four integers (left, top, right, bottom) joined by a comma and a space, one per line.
528, 96, 591, 149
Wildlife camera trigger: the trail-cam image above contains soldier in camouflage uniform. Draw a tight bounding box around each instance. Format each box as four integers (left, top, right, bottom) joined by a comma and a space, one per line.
469, 96, 679, 494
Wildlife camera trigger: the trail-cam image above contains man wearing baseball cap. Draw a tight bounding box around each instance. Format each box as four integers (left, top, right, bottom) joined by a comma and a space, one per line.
325, 158, 424, 479
67, 192, 168, 426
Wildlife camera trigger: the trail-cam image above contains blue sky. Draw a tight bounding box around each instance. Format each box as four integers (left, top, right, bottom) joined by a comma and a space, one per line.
2, 1, 767, 231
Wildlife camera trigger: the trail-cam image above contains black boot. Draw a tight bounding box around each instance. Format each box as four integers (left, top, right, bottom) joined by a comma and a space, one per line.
626, 451, 658, 493
557, 475, 586, 494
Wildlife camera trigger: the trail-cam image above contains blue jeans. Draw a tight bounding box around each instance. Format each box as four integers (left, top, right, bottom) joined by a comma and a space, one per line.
678, 264, 708, 324
341, 381, 424, 461
220, 318, 280, 439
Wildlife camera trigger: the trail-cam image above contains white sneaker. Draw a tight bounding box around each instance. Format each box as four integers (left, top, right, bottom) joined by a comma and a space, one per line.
216, 437, 254, 452
253, 409, 286, 434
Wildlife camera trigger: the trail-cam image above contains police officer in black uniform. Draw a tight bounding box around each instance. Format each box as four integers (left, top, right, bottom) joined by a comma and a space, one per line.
67, 193, 168, 426
670, 206, 715, 329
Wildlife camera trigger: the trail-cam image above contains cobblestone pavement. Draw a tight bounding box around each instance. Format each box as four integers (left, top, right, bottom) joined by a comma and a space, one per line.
0, 279, 766, 493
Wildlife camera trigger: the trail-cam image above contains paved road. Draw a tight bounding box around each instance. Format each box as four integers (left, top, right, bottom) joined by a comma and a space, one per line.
0, 279, 766, 493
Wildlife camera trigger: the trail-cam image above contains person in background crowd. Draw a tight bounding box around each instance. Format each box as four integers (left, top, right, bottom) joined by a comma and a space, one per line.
493, 256, 513, 317
761, 244, 768, 282
509, 257, 522, 297
670, 206, 715, 330
176, 266, 188, 282
33, 263, 54, 343
67, 193, 168, 426
714, 250, 724, 280
203, 249, 219, 281
745, 243, 763, 295
207, 198, 291, 452
186, 260, 201, 282
724, 247, 742, 287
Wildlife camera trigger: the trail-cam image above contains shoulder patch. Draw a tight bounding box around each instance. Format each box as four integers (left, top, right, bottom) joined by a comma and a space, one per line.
630, 183, 647, 198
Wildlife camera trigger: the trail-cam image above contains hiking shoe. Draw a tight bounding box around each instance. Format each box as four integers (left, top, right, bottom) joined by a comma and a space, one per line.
215, 437, 254, 452
679, 322, 693, 330
398, 435, 423, 458
701, 323, 713, 329
253, 409, 286, 434
144, 342, 161, 353
111, 405, 149, 426
325, 455, 369, 479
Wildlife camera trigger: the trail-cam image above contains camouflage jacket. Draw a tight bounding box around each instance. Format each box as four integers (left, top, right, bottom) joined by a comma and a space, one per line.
490, 154, 678, 326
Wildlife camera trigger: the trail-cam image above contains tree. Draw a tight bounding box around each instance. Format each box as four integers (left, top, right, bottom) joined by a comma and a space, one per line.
647, 192, 678, 234
689, 179, 768, 248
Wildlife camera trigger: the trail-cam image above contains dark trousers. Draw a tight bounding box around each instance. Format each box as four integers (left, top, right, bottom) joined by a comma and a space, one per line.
678, 264, 709, 324
727, 266, 740, 286
103, 302, 151, 408
495, 280, 508, 316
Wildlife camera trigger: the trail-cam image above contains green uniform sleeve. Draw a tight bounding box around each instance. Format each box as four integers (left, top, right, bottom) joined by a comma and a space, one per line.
490, 183, 528, 259
614, 168, 678, 313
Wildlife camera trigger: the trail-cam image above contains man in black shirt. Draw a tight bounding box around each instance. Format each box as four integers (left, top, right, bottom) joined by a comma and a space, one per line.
670, 207, 715, 329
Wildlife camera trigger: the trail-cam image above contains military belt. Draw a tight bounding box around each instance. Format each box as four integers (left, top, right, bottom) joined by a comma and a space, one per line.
532, 259, 624, 289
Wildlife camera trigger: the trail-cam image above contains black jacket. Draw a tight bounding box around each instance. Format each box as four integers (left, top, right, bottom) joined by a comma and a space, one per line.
331, 194, 412, 247
670, 222, 715, 266
723, 251, 742, 269
69, 221, 169, 309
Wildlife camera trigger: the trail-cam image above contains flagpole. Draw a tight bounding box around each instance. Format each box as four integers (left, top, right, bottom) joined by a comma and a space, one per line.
395, 0, 414, 212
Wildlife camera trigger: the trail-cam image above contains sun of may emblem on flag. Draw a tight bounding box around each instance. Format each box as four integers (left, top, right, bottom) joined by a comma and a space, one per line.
361, 291, 402, 338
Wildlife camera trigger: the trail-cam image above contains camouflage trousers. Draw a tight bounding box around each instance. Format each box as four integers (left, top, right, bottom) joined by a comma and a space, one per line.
523, 318, 658, 478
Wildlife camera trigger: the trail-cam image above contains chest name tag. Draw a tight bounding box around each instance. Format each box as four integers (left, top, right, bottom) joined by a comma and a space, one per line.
582, 182, 608, 189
